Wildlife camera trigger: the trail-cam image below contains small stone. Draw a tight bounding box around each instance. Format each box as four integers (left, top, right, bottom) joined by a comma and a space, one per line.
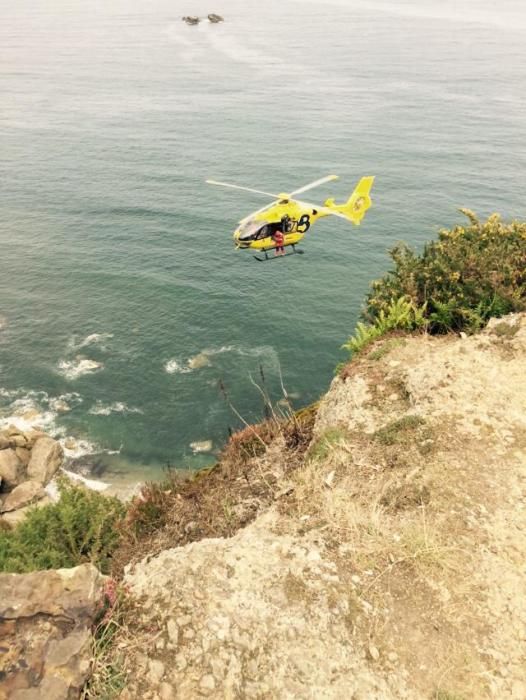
159, 682, 175, 700
388, 652, 398, 662
324, 470, 335, 488
177, 614, 192, 626
174, 654, 187, 672
148, 659, 165, 685
368, 644, 380, 661
183, 628, 195, 640
167, 618, 179, 645
199, 674, 215, 691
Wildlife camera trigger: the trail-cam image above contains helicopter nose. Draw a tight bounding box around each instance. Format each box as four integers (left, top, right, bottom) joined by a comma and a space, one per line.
233, 230, 245, 248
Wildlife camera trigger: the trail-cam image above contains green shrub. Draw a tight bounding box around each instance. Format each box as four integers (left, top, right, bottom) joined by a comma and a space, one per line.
0, 479, 125, 574
366, 211, 526, 334
342, 296, 426, 354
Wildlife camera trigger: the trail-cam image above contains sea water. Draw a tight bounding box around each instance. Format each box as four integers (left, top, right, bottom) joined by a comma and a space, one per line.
1, 0, 525, 482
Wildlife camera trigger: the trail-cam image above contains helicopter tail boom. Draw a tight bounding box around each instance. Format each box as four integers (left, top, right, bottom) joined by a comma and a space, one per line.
325, 176, 375, 225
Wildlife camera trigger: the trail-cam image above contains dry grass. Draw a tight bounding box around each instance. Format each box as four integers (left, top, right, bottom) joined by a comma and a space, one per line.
111, 406, 318, 578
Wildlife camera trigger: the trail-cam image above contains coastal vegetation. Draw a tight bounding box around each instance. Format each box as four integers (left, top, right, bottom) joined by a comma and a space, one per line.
0, 479, 124, 574
2, 212, 526, 699
342, 211, 526, 355
1, 210, 524, 580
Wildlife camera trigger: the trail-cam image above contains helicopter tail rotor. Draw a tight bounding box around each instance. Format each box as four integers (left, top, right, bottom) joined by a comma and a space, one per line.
324, 176, 375, 225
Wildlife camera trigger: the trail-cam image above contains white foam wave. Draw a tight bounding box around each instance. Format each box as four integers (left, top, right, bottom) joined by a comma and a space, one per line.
164, 345, 274, 375
190, 440, 213, 454
204, 344, 272, 358
164, 359, 192, 374
60, 436, 100, 459
89, 402, 142, 416
57, 358, 104, 380
0, 396, 58, 433
61, 468, 110, 492
67, 332, 114, 351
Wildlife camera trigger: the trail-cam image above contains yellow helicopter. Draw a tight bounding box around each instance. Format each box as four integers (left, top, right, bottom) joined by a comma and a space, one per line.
206, 174, 375, 260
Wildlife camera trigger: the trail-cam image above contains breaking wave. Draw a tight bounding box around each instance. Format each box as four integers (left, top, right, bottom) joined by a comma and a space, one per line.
164, 345, 275, 374
67, 332, 114, 351
89, 401, 143, 416
164, 359, 193, 374
57, 358, 104, 380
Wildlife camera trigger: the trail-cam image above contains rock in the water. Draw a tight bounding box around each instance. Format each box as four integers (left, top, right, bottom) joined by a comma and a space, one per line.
188, 352, 211, 369
27, 437, 64, 485
1, 480, 46, 513
190, 440, 213, 454
0, 564, 105, 700
0, 448, 24, 490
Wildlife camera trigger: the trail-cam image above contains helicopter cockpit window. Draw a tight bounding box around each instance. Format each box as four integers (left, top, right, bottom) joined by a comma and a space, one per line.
238, 220, 271, 241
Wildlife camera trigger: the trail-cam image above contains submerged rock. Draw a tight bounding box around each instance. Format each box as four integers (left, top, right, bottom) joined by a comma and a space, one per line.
187, 352, 211, 370
190, 440, 213, 454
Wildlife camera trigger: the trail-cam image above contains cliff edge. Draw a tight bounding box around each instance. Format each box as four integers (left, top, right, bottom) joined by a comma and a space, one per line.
114, 313, 526, 699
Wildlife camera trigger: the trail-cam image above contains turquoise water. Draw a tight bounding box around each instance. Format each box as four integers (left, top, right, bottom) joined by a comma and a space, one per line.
1, 0, 525, 479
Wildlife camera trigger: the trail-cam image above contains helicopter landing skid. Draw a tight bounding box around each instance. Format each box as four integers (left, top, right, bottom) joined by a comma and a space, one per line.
253, 245, 305, 262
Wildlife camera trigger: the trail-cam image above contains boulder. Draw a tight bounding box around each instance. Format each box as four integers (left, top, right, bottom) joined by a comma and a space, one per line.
1, 496, 52, 526
0, 448, 24, 490
24, 429, 48, 448
0, 434, 10, 450
27, 437, 64, 485
10, 433, 28, 449
15, 446, 30, 465
1, 480, 46, 513
0, 564, 105, 699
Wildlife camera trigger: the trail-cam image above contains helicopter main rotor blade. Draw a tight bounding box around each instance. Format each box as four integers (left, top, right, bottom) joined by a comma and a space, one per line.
289, 174, 339, 197
238, 201, 277, 225
206, 180, 280, 198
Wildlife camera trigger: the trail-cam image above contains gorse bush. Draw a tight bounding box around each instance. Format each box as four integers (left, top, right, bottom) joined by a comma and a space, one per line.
0, 479, 125, 574
343, 211, 526, 355
366, 211, 526, 333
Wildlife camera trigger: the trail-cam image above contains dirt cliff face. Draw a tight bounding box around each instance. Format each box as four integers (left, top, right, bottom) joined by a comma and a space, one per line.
116, 314, 526, 699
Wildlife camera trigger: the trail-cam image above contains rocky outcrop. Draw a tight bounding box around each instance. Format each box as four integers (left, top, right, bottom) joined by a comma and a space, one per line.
27, 437, 64, 485
115, 313, 526, 699
0, 428, 63, 526
0, 480, 46, 513
0, 564, 105, 700
0, 448, 24, 490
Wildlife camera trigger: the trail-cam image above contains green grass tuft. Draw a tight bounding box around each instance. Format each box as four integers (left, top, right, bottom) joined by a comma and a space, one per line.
373, 415, 425, 446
